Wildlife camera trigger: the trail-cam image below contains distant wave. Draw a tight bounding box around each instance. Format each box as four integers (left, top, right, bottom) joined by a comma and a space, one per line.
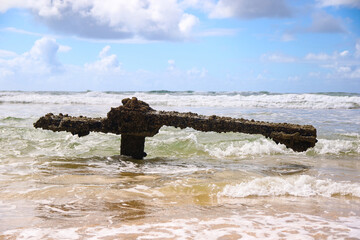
0, 91, 359, 109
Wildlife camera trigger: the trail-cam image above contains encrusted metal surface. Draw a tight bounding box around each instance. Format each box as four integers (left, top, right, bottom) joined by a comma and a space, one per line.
34, 97, 317, 158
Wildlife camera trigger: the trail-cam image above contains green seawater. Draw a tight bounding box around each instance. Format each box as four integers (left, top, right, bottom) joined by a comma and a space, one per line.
1, 92, 360, 239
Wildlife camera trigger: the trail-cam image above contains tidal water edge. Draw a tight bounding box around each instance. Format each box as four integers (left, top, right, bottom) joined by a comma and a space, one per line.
1, 91, 360, 239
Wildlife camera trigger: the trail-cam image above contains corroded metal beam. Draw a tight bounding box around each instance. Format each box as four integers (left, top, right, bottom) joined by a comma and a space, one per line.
34, 97, 317, 159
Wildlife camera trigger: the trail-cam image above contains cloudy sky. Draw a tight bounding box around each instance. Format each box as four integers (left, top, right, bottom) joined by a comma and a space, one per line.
0, 0, 359, 92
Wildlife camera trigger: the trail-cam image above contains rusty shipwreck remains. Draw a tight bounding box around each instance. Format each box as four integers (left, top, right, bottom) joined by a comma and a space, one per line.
34, 97, 317, 159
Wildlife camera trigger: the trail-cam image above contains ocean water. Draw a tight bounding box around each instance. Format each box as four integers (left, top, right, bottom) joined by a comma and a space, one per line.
0, 91, 359, 239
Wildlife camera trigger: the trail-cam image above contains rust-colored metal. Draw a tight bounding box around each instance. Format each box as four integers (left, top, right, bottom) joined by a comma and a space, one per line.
34, 97, 317, 159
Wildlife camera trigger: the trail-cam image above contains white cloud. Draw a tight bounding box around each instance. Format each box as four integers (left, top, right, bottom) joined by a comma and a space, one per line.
283, 11, 346, 38
85, 46, 121, 72
0, 67, 14, 78
347, 68, 360, 78
0, 0, 198, 41
28, 37, 61, 67
58, 45, 72, 52
316, 0, 360, 8
209, 0, 292, 19
339, 50, 349, 57
305, 53, 332, 61
322, 63, 360, 79
0, 37, 212, 90
0, 37, 63, 78
337, 66, 351, 72
167, 59, 176, 71
178, 13, 199, 35
261, 53, 296, 63
305, 42, 360, 81
305, 50, 350, 61
99, 46, 111, 59
307, 12, 345, 33
281, 33, 295, 42
0, 0, 26, 13
0, 49, 18, 58
179, 0, 216, 12
259, 46, 359, 82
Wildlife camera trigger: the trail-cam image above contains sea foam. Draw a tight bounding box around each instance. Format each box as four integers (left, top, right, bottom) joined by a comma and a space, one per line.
4, 213, 360, 239
1, 91, 359, 109
313, 138, 360, 155
219, 175, 360, 198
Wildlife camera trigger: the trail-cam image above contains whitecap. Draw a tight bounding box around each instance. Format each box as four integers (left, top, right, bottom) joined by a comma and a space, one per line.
313, 139, 360, 155
219, 175, 360, 198
1, 91, 359, 109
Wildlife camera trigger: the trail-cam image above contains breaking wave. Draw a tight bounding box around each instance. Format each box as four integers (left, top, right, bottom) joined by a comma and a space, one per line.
1, 91, 359, 109
219, 175, 360, 198
1, 123, 358, 159
148, 132, 359, 158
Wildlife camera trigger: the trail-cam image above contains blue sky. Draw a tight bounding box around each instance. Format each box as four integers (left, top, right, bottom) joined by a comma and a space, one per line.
0, 0, 359, 93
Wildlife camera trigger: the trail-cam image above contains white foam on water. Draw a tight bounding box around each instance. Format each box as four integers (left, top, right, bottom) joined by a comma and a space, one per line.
150, 131, 360, 158
1, 91, 359, 109
151, 132, 199, 145
0, 201, 16, 211
123, 184, 164, 197
3, 228, 80, 240
219, 175, 360, 198
313, 138, 360, 155
339, 216, 360, 238
139, 164, 208, 175
151, 129, 360, 158
205, 138, 289, 158
149, 131, 293, 159
148, 133, 200, 152
102, 155, 210, 176
3, 213, 359, 239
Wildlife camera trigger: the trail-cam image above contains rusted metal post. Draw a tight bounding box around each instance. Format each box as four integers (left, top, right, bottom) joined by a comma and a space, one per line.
120, 135, 146, 159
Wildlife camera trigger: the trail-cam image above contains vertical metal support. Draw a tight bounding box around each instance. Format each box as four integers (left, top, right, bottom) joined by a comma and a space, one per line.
120, 134, 147, 159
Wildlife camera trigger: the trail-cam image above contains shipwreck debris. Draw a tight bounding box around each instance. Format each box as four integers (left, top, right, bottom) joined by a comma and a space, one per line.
34, 97, 317, 159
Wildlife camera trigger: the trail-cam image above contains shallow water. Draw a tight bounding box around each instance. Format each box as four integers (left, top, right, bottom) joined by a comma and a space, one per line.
1, 91, 360, 239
